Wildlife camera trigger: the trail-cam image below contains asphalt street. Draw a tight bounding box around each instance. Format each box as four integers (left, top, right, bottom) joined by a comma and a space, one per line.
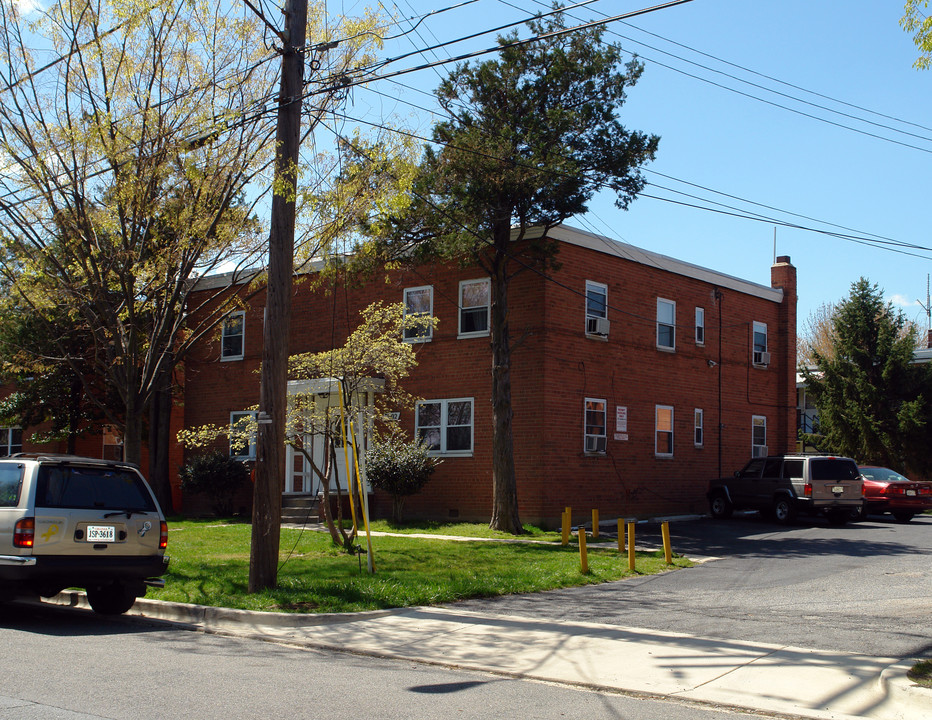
452, 513, 932, 657
2, 601, 783, 720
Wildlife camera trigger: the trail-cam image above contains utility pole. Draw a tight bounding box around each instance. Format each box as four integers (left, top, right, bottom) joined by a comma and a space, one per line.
250, 0, 308, 593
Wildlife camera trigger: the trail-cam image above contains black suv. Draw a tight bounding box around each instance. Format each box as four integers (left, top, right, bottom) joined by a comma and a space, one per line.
707, 454, 863, 525
0, 454, 169, 614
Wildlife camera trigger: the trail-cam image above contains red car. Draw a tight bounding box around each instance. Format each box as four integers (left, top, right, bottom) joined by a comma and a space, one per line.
858, 466, 932, 523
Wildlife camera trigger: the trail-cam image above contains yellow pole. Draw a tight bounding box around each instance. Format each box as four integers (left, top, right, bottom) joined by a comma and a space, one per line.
617, 519, 623, 554
591, 509, 599, 540
336, 382, 358, 533
661, 521, 673, 564
578, 528, 588, 573
349, 419, 374, 573
627, 521, 636, 572
561, 510, 570, 546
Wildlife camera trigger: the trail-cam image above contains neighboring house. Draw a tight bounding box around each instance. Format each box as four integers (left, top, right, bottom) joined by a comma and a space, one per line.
180, 225, 798, 524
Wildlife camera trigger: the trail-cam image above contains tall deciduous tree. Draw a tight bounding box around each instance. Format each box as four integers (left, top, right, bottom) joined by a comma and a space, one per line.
356, 12, 659, 533
802, 278, 932, 475
901, 0, 932, 69
0, 0, 279, 508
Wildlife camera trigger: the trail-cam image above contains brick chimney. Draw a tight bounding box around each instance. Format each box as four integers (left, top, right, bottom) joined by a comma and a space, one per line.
771, 256, 797, 453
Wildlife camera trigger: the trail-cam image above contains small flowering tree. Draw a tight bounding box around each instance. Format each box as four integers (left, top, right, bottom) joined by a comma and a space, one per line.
179, 301, 435, 547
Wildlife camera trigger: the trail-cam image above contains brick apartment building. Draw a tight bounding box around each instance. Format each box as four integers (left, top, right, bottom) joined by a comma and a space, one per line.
179, 225, 798, 525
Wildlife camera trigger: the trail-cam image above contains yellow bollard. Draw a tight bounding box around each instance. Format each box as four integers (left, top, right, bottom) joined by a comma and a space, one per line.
592, 509, 599, 540
661, 521, 673, 564
627, 521, 636, 572
617, 519, 623, 554
561, 510, 570, 546
578, 528, 588, 573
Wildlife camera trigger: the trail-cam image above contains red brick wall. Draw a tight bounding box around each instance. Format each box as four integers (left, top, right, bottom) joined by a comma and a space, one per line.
181, 236, 797, 526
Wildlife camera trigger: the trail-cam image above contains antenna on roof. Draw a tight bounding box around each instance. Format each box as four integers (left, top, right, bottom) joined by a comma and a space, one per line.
919, 274, 931, 346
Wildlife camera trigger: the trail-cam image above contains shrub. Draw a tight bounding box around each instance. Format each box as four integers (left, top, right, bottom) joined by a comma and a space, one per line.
365, 435, 438, 522
179, 450, 250, 516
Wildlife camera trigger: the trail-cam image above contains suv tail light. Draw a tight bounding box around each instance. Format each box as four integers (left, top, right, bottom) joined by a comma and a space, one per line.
159, 521, 168, 550
803, 483, 812, 497
14, 517, 35, 548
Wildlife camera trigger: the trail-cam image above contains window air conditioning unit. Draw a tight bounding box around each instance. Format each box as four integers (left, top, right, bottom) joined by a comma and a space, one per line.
587, 317, 610, 336
753, 445, 768, 458
585, 435, 607, 453
753, 351, 772, 366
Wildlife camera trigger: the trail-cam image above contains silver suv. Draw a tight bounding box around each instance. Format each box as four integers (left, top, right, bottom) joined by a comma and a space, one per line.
0, 454, 168, 614
707, 454, 863, 526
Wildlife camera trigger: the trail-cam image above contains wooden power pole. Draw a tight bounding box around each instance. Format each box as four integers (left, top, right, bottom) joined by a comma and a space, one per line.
249, 0, 308, 593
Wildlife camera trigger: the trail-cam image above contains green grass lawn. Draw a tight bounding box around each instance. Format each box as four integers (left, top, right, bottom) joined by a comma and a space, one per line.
149, 519, 691, 613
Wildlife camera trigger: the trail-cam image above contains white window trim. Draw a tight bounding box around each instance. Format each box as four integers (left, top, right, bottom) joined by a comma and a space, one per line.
416, 398, 474, 457
655, 405, 674, 457
221, 311, 245, 361
583, 397, 607, 454
230, 411, 257, 460
695, 307, 705, 346
694, 408, 704, 447
0, 427, 23, 457
752, 415, 767, 457
403, 286, 434, 343
657, 298, 676, 351
585, 280, 609, 337
752, 321, 768, 366
457, 278, 491, 339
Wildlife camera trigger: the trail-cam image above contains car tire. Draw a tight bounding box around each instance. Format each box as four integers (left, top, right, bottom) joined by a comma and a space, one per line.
892, 511, 915, 523
772, 497, 796, 525
709, 492, 733, 519
85, 582, 138, 615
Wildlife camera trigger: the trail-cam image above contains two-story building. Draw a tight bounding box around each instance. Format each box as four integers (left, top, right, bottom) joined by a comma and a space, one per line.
180, 225, 798, 525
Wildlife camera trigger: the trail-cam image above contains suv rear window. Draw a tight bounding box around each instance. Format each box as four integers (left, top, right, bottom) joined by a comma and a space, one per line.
0, 463, 23, 506
810, 458, 859, 481
36, 466, 156, 511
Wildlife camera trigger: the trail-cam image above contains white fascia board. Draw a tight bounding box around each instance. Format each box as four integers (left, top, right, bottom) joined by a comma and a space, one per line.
534, 224, 785, 304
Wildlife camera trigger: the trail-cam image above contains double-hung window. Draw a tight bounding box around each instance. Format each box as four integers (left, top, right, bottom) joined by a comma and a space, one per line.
694, 409, 704, 447
403, 286, 433, 342
752, 321, 769, 366
416, 399, 473, 455
0, 427, 22, 457
695, 307, 705, 345
585, 281, 608, 336
655, 405, 674, 457
459, 279, 490, 337
752, 415, 767, 457
657, 298, 675, 350
221, 311, 245, 361
230, 411, 257, 460
584, 398, 607, 453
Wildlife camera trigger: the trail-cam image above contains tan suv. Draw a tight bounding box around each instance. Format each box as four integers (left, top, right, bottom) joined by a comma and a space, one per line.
0, 454, 168, 614
707, 454, 864, 526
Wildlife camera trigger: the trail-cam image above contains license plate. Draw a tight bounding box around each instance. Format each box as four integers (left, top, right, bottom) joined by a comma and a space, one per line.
86, 525, 115, 542
907, 489, 916, 497
832, 485, 844, 494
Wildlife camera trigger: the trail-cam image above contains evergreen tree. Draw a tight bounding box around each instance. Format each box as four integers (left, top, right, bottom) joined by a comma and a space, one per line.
354, 11, 659, 533
803, 278, 932, 475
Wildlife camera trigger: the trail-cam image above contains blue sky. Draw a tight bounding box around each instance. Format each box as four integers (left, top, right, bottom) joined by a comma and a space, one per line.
341, 0, 932, 331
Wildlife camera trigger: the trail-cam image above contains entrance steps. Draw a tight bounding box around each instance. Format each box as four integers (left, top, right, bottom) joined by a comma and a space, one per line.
281, 494, 319, 524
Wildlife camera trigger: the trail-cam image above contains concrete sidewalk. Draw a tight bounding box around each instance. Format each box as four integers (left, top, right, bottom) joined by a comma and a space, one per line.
47, 592, 931, 720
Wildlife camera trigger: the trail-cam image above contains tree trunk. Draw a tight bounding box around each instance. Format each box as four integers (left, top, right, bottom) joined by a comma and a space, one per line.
147, 368, 174, 514
122, 395, 143, 468
487, 240, 523, 534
